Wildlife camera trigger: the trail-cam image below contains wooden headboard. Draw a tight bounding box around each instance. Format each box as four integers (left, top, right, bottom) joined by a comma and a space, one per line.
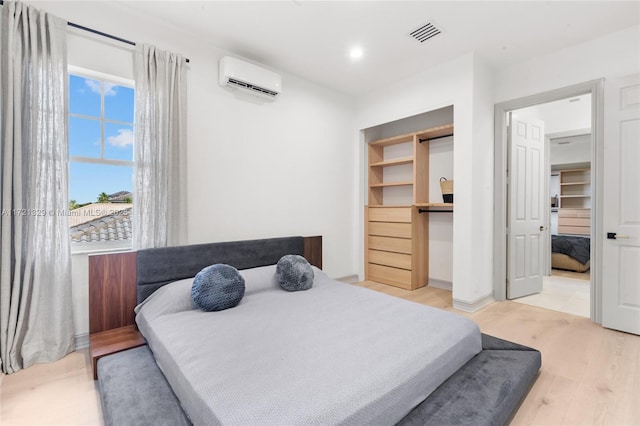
88, 236, 322, 334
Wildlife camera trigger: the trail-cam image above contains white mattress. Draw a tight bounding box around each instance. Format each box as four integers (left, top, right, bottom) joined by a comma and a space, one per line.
136, 265, 481, 426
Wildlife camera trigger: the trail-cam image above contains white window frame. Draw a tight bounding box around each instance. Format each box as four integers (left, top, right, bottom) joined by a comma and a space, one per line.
68, 66, 135, 253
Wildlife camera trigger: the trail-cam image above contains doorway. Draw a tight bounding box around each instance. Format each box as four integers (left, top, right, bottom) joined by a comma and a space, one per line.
493, 80, 603, 322
509, 95, 592, 317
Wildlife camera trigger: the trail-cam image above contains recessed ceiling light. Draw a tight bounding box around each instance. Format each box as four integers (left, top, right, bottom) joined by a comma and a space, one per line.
349, 47, 363, 60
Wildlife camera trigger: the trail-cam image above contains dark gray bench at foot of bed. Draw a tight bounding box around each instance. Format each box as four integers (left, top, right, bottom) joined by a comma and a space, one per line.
396, 334, 541, 426
98, 346, 190, 426
97, 334, 541, 426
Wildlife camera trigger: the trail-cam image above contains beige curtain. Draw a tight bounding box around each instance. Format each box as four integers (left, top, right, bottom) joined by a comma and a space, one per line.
0, 1, 74, 373
133, 44, 187, 249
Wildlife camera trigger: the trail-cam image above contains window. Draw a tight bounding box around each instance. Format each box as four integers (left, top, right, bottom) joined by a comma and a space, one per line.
68, 72, 135, 249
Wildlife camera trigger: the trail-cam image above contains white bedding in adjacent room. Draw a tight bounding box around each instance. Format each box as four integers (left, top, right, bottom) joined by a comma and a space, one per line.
136, 265, 481, 426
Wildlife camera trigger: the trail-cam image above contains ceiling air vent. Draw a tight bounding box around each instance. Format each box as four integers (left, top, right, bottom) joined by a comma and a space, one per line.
409, 22, 442, 43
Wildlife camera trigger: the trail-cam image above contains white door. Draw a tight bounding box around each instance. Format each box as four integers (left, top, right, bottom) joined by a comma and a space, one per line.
602, 74, 640, 335
508, 113, 545, 299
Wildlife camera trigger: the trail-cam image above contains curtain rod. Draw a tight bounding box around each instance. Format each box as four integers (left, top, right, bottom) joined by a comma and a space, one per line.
0, 0, 190, 63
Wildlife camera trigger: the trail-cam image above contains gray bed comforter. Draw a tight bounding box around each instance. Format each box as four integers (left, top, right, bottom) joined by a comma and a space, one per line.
552, 234, 590, 264
136, 265, 481, 426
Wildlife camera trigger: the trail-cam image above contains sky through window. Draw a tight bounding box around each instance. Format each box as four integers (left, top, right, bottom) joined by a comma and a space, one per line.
68, 74, 134, 205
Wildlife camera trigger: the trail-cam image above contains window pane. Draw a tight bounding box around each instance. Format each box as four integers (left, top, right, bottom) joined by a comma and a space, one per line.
104, 123, 134, 161
69, 117, 101, 158
69, 75, 101, 117
69, 162, 133, 205
104, 84, 134, 123
68, 73, 135, 248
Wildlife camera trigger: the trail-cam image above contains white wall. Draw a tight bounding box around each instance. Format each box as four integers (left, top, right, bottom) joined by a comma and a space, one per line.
356, 53, 495, 309
466, 54, 495, 306
551, 135, 591, 166
30, 1, 356, 339
495, 25, 640, 103
188, 68, 356, 275
517, 94, 591, 135
428, 137, 454, 283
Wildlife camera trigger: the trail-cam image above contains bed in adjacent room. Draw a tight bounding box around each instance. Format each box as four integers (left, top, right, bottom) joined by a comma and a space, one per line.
93, 236, 541, 426
551, 234, 591, 272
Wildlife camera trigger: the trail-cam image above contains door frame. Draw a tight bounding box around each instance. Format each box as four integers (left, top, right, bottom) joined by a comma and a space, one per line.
544, 135, 551, 277
493, 79, 604, 323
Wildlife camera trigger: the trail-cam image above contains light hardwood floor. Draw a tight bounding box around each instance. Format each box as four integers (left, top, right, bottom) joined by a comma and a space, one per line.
1, 282, 638, 425
551, 268, 590, 281
0, 350, 102, 425
513, 275, 590, 318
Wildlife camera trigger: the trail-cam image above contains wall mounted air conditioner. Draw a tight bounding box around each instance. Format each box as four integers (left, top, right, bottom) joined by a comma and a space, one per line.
219, 56, 282, 100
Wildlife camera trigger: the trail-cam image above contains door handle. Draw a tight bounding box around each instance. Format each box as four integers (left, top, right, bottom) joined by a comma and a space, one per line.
540, 226, 546, 231
607, 232, 630, 240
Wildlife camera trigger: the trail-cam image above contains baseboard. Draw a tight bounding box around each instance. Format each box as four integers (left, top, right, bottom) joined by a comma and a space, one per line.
74, 333, 89, 350
453, 293, 495, 312
429, 279, 452, 291
335, 274, 359, 284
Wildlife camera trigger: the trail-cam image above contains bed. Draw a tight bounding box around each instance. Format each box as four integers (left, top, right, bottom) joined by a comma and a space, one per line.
93, 236, 541, 426
551, 234, 590, 272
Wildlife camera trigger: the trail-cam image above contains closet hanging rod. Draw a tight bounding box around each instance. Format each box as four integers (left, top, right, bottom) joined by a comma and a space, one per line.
418, 208, 453, 214
419, 133, 453, 143
0, 0, 190, 63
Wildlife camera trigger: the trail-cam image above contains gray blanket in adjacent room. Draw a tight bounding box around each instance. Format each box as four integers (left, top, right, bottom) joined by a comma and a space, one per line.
136, 265, 482, 426
552, 234, 590, 264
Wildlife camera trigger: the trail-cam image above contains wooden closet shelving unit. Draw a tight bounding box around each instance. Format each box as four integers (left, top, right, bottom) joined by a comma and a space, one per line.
558, 167, 591, 235
365, 124, 453, 290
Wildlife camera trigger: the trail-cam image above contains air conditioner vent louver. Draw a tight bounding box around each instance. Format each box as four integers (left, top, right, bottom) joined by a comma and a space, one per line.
219, 56, 282, 100
228, 78, 279, 97
410, 22, 442, 43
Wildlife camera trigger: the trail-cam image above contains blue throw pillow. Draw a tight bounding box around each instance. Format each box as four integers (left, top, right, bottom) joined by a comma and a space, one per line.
192, 264, 245, 311
276, 255, 314, 292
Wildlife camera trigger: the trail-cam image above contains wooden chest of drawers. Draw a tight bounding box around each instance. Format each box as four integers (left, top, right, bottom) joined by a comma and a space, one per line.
558, 208, 591, 235
365, 206, 428, 290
